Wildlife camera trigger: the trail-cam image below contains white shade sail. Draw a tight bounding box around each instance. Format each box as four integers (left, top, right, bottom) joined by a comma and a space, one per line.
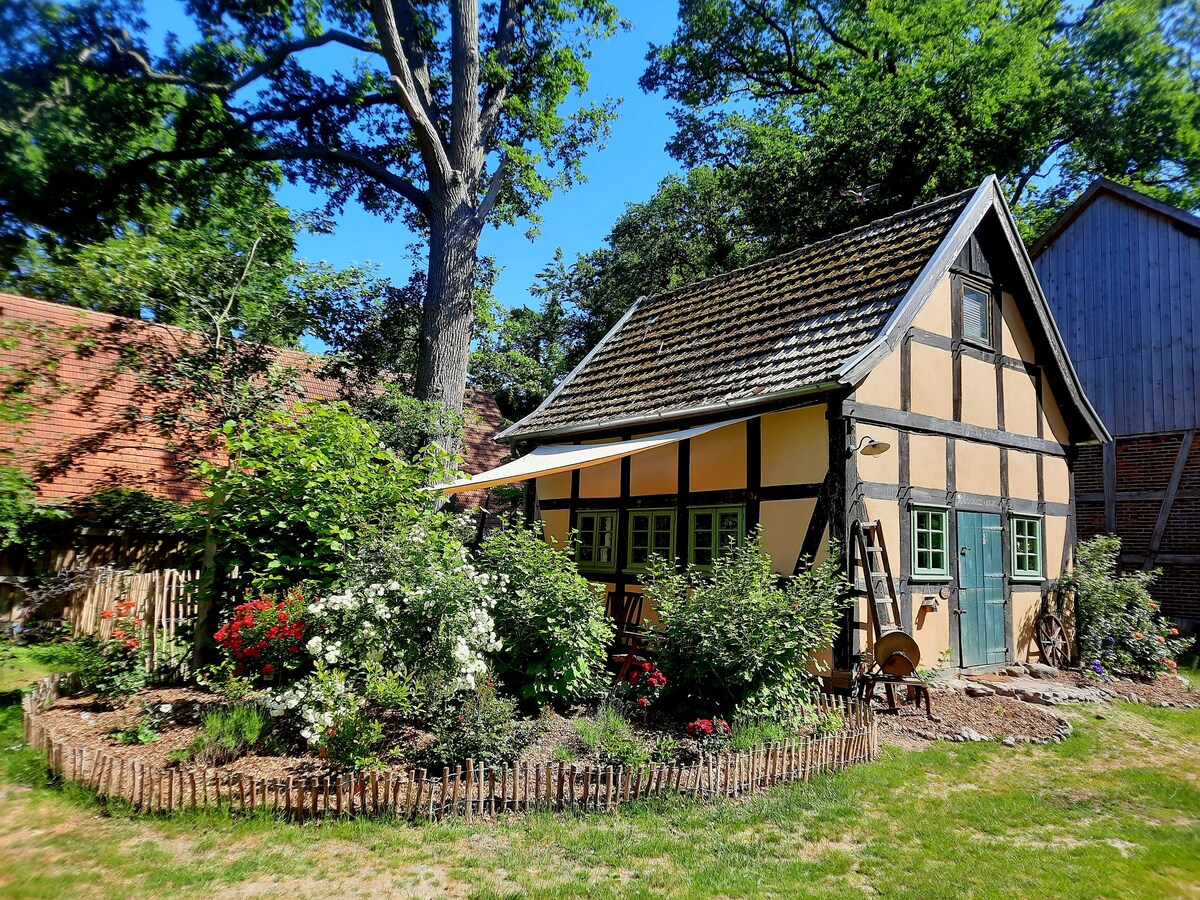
440, 416, 751, 495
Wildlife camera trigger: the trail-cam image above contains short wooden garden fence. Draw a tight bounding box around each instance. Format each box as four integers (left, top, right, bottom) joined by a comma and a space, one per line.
23, 675, 877, 821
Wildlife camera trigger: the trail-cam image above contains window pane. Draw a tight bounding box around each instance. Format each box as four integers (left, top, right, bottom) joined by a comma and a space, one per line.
693, 528, 713, 548
694, 548, 713, 566
718, 512, 739, 532
579, 545, 594, 562
632, 514, 649, 532
632, 531, 648, 548
654, 530, 673, 550
963, 287, 990, 343
693, 512, 713, 530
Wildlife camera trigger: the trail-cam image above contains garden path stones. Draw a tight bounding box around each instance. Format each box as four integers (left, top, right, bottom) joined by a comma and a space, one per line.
1025, 662, 1060, 679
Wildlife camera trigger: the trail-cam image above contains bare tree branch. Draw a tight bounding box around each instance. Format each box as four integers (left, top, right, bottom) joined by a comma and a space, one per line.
475, 157, 507, 224
479, 0, 528, 148
448, 0, 482, 173
369, 0, 454, 188
103, 30, 383, 95
393, 0, 444, 129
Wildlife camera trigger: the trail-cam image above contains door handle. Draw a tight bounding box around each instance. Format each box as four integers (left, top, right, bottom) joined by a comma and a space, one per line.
960, 547, 970, 556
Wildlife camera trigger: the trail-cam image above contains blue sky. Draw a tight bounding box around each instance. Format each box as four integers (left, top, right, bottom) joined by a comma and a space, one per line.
143, 1, 683, 316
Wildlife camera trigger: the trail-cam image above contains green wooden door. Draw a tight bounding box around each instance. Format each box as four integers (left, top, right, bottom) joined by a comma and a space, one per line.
956, 512, 1006, 668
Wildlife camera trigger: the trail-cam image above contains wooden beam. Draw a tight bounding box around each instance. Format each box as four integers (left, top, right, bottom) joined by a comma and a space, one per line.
1103, 440, 1117, 534
845, 402, 1068, 457
1143, 429, 1194, 571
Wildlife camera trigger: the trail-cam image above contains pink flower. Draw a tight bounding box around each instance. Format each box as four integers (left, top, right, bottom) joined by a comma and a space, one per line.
637, 697, 649, 709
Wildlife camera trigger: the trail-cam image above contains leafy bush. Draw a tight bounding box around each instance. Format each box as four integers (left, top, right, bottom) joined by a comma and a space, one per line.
422, 679, 536, 767
1067, 536, 1187, 678
311, 521, 505, 705
187, 704, 270, 765
263, 665, 382, 767
359, 660, 425, 719
213, 586, 309, 682
575, 704, 648, 768
191, 402, 445, 599
477, 521, 612, 707
109, 702, 171, 745
685, 717, 733, 754
645, 530, 850, 718
62, 601, 148, 699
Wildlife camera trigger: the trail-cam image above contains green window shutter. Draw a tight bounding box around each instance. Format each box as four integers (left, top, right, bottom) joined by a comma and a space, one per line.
688, 506, 745, 569
911, 506, 949, 579
1011, 515, 1043, 579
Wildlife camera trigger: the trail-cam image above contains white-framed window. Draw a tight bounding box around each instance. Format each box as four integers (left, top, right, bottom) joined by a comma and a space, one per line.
575, 510, 617, 572
1011, 515, 1044, 580
911, 506, 950, 580
961, 281, 992, 347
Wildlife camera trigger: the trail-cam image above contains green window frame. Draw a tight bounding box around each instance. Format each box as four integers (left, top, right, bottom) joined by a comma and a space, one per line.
688, 505, 745, 568
575, 510, 617, 573
961, 281, 992, 347
911, 506, 950, 580
1011, 515, 1044, 580
626, 508, 676, 571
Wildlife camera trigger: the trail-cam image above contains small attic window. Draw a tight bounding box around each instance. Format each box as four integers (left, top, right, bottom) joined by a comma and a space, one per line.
961, 282, 992, 346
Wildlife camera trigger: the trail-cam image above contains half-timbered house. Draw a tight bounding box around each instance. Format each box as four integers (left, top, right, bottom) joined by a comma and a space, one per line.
447, 177, 1110, 677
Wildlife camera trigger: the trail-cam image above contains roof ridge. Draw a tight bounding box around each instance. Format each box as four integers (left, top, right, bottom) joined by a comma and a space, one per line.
635, 186, 977, 307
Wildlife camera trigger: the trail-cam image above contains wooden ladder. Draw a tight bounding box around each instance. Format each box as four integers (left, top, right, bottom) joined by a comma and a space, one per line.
850, 519, 902, 641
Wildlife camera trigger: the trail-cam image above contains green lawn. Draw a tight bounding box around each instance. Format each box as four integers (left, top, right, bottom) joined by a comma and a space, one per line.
0, 651, 1196, 899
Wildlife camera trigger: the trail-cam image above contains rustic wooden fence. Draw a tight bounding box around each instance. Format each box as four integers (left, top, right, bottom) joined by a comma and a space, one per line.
23, 675, 877, 821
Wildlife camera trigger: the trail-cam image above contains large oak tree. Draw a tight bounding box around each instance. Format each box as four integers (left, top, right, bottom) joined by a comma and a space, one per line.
53, 0, 621, 442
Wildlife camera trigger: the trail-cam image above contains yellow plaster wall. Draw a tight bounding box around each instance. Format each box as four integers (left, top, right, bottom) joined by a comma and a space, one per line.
955, 440, 1001, 496
1008, 450, 1040, 502
854, 426, 900, 486
540, 509, 570, 549
1040, 375, 1071, 445
760, 406, 828, 486
579, 458, 620, 498
1000, 291, 1037, 363
691, 420, 747, 492
1003, 367, 1040, 437
960, 355, 999, 429
911, 588, 953, 667
909, 434, 947, 489
1012, 591, 1040, 662
909, 342, 954, 420
1044, 455, 1071, 504
630, 442, 678, 496
855, 341, 901, 409
1045, 514, 1069, 576
537, 470, 571, 501
912, 275, 953, 336
758, 498, 816, 574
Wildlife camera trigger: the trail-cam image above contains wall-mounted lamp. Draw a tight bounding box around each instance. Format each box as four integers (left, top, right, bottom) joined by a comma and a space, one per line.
848, 435, 892, 458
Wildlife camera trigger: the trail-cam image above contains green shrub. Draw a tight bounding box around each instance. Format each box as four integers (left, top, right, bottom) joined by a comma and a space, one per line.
422, 679, 536, 768
575, 704, 649, 768
60, 635, 148, 700
263, 665, 383, 768
645, 529, 850, 718
187, 704, 270, 765
360, 660, 425, 719
189, 402, 445, 598
477, 521, 612, 707
109, 703, 169, 745
1066, 536, 1188, 678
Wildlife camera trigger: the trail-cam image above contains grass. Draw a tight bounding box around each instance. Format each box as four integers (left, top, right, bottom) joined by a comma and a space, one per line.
0, 656, 1196, 899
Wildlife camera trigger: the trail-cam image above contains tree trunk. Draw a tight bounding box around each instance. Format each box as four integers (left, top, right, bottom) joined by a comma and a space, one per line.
415, 188, 481, 452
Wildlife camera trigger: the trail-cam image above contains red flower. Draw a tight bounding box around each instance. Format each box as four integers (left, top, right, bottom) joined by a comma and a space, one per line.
637, 697, 650, 709
1156, 635, 1166, 644
629, 672, 640, 685
101, 610, 115, 620
125, 639, 139, 649
262, 664, 275, 678
289, 645, 299, 654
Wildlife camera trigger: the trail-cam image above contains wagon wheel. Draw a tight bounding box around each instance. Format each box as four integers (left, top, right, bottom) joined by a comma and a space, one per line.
1034, 613, 1070, 669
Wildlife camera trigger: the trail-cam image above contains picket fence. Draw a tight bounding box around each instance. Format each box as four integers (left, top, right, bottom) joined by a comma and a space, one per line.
64, 567, 201, 678
23, 674, 878, 821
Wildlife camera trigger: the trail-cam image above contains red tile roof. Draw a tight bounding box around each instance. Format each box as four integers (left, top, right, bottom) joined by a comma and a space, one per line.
0, 293, 508, 503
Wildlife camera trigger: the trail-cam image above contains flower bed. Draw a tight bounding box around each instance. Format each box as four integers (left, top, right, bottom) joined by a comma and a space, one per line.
22, 674, 878, 820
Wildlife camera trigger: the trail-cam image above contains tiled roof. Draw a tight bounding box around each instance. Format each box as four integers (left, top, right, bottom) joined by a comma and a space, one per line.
505, 189, 976, 439
0, 293, 508, 503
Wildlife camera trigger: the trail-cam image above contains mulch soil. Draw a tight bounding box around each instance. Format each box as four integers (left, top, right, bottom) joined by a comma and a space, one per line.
1065, 671, 1198, 706
873, 689, 1067, 746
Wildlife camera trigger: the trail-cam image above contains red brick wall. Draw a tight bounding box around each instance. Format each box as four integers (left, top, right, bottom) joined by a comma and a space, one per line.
1076, 432, 1200, 623
0, 294, 508, 504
